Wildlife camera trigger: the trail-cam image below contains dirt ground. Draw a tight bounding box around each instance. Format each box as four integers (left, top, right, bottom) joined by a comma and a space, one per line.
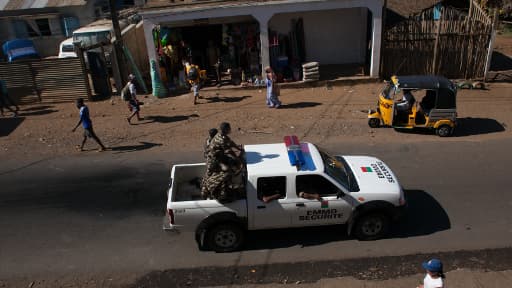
0, 82, 507, 155
1, 75, 512, 167
0, 34, 511, 165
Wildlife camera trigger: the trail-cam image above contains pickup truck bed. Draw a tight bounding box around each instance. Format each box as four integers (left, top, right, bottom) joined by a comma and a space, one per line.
171, 164, 205, 202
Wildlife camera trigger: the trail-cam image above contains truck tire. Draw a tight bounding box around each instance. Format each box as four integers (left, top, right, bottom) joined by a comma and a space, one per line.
206, 223, 245, 252
353, 213, 390, 241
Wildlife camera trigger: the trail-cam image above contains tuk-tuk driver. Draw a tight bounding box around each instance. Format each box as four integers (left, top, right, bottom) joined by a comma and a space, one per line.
396, 89, 415, 112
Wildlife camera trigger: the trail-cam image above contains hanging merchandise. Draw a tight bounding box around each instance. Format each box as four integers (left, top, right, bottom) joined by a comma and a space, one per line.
153, 28, 164, 57
150, 59, 168, 98
160, 27, 172, 46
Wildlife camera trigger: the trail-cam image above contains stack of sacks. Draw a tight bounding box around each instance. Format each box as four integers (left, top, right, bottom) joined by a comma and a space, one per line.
302, 62, 320, 81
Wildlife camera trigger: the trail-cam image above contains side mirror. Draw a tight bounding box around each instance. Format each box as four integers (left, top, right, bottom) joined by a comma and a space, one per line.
336, 190, 345, 199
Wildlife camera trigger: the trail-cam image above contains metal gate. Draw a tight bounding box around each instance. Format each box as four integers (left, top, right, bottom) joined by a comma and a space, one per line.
0, 57, 90, 104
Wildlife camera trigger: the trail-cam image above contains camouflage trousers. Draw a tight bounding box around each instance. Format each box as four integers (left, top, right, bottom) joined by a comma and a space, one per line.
201, 170, 231, 200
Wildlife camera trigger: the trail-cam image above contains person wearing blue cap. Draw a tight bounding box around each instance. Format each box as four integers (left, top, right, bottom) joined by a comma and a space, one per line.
417, 258, 445, 288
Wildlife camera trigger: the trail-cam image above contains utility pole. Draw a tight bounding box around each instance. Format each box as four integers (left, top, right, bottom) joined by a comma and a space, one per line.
109, 0, 127, 87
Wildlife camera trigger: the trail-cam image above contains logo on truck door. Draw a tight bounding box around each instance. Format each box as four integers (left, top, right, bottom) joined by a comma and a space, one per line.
299, 209, 343, 221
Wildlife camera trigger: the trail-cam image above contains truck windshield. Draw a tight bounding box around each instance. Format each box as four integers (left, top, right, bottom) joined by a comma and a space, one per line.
62, 44, 75, 52
319, 149, 359, 192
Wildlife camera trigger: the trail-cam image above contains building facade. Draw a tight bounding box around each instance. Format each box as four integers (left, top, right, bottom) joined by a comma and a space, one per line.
0, 0, 145, 59
140, 0, 384, 85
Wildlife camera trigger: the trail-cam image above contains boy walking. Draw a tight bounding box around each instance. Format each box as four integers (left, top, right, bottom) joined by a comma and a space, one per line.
125, 74, 143, 124
72, 98, 106, 152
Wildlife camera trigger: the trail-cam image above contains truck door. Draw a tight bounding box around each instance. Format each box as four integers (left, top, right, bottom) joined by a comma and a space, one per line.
291, 174, 352, 227
250, 176, 295, 229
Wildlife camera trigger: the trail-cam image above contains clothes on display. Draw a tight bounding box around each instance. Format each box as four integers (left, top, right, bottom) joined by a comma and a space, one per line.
268, 18, 307, 83
153, 22, 261, 90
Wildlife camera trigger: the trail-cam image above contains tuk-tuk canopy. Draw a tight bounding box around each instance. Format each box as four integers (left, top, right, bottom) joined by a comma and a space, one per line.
390, 75, 456, 109
391, 75, 456, 91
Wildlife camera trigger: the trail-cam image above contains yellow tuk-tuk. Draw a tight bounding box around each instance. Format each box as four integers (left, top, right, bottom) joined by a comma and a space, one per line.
368, 75, 457, 137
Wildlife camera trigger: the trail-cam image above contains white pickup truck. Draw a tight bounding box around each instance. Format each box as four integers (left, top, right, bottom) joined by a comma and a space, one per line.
165, 136, 406, 252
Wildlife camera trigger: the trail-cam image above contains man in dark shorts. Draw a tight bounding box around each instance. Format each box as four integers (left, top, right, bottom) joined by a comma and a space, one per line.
72, 98, 106, 152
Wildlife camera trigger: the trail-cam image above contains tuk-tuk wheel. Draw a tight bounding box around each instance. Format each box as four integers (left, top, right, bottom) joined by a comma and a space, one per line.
368, 118, 380, 128
436, 125, 453, 137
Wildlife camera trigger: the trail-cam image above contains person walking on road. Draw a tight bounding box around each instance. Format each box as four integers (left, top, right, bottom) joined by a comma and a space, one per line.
185, 60, 202, 105
72, 98, 106, 152
264, 66, 281, 108
125, 74, 143, 124
417, 258, 445, 288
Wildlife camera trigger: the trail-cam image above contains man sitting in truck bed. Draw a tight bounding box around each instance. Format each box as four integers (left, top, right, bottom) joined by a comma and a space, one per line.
202, 122, 243, 201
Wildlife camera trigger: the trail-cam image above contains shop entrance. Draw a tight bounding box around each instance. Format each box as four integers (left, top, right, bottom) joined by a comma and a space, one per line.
180, 25, 222, 73
269, 8, 371, 81
155, 19, 261, 90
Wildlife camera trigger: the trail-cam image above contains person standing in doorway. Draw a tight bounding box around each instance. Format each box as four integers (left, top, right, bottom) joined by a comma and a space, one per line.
265, 66, 281, 108
72, 98, 106, 152
126, 74, 143, 124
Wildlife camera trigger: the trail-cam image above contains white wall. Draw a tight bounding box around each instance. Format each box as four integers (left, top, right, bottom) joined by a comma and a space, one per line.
269, 7, 368, 65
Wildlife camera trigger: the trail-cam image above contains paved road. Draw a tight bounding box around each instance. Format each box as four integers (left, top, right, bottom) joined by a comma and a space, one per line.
1, 138, 511, 280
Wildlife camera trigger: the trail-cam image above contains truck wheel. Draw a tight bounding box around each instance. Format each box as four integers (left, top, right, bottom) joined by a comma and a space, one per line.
354, 213, 389, 241
206, 223, 244, 252
368, 118, 380, 128
436, 125, 452, 137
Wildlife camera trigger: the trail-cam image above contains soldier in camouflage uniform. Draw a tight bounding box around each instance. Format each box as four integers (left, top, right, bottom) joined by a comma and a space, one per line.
203, 122, 242, 201
201, 128, 218, 199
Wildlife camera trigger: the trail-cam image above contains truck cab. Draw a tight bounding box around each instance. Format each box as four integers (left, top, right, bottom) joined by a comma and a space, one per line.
58, 38, 77, 58
165, 136, 406, 252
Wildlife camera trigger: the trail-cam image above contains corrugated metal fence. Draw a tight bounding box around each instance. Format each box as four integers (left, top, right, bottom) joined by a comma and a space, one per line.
0, 57, 90, 104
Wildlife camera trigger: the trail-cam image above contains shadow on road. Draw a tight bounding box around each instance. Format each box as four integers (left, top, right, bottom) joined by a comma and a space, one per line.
395, 118, 505, 137
110, 141, 163, 153
241, 189, 449, 250
0, 164, 169, 215
206, 95, 251, 103
21, 105, 54, 111
145, 114, 199, 124
16, 105, 58, 117
19, 109, 59, 116
454, 117, 506, 136
0, 117, 24, 137
278, 102, 321, 109
391, 189, 451, 238
490, 51, 512, 71
244, 225, 351, 250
